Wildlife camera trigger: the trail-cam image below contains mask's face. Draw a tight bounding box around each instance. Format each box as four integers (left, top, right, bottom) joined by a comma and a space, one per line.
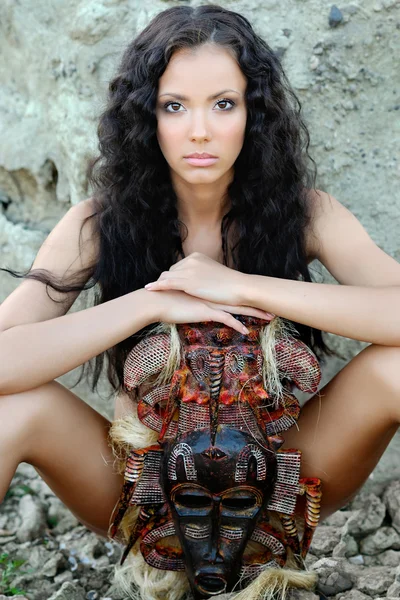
162, 428, 277, 598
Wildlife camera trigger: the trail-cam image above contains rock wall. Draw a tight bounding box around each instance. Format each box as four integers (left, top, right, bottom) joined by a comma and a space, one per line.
0, 0, 399, 423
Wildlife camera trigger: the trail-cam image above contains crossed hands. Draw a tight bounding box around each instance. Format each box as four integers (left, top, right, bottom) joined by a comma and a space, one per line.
144, 252, 274, 334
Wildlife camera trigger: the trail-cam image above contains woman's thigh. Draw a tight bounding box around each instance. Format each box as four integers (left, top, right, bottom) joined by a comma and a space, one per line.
282, 344, 400, 520
18, 381, 123, 538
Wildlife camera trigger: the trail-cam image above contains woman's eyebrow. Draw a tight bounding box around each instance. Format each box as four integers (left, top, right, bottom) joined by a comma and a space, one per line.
158, 89, 242, 100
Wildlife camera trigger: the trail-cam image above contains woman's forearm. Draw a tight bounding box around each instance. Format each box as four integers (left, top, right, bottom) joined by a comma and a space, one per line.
0, 288, 157, 395
243, 275, 400, 346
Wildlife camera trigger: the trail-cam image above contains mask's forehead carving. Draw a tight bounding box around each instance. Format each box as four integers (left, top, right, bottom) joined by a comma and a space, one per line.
168, 442, 197, 481
235, 443, 268, 482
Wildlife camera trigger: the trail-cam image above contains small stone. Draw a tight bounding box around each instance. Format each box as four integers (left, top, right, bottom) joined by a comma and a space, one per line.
348, 554, 364, 565
356, 567, 395, 595
53, 513, 80, 535
54, 571, 74, 585
48, 498, 80, 534
387, 581, 400, 597
332, 535, 359, 558
48, 581, 85, 600
347, 492, 386, 536
15, 462, 38, 479
287, 591, 319, 599
391, 563, 400, 583
360, 527, 400, 555
383, 481, 400, 533
41, 552, 68, 578
311, 558, 353, 596
95, 555, 110, 568
27, 477, 54, 499
322, 510, 351, 527
68, 555, 79, 571
329, 5, 343, 27
16, 495, 47, 542
86, 592, 99, 600
312, 44, 324, 55
309, 526, 341, 557
364, 549, 400, 567
335, 591, 370, 599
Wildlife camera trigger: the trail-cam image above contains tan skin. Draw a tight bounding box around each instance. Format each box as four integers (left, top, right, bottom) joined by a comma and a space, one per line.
1, 44, 400, 540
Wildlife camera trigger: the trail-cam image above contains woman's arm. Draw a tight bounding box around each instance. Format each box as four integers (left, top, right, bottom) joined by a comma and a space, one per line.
242, 190, 400, 345
0, 200, 156, 394
0, 287, 158, 395
243, 277, 400, 345
0, 201, 269, 395
145, 191, 400, 345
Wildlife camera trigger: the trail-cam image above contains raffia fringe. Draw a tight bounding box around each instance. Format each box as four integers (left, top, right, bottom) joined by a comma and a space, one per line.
259, 317, 299, 403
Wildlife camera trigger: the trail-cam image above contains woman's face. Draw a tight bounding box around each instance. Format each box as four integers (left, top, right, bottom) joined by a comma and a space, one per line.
156, 44, 247, 187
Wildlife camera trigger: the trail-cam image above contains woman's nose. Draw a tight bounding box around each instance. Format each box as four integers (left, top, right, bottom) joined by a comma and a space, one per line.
189, 110, 212, 141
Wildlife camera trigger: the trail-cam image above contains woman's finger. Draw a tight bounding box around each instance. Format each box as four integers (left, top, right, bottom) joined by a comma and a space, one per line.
208, 303, 275, 321
145, 278, 184, 291
209, 310, 250, 334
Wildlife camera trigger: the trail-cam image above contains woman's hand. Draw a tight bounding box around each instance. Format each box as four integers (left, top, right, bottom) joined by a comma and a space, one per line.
145, 252, 272, 312
146, 289, 274, 335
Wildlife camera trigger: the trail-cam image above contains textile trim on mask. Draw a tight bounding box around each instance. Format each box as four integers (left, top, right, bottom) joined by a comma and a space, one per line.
108, 316, 323, 593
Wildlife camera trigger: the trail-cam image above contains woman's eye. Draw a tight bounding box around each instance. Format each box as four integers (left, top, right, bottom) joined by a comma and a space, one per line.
164, 102, 184, 113
164, 99, 235, 113
215, 99, 235, 110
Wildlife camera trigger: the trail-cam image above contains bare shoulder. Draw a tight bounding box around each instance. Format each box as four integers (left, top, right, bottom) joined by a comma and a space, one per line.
304, 188, 400, 286
32, 197, 100, 282
304, 188, 336, 259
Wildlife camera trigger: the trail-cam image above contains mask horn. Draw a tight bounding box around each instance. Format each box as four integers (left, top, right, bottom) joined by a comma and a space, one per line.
209, 350, 225, 446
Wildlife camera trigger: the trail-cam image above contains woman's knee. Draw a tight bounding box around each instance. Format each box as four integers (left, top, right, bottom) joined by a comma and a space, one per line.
0, 381, 86, 463
351, 344, 400, 420
358, 344, 400, 389
0, 382, 57, 460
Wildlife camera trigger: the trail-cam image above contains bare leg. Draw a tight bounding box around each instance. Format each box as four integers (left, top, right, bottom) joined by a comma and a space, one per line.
2, 345, 399, 540
283, 344, 400, 520
0, 381, 123, 537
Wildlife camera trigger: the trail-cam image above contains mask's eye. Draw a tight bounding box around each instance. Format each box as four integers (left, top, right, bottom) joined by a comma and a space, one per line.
225, 351, 245, 377
187, 349, 210, 382
175, 492, 212, 509
221, 496, 257, 510
221, 487, 262, 515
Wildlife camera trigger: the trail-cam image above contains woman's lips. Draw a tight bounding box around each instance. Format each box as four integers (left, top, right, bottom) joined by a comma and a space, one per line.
184, 157, 219, 167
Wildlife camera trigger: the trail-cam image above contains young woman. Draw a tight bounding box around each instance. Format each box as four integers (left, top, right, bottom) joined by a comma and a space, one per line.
0, 4, 399, 598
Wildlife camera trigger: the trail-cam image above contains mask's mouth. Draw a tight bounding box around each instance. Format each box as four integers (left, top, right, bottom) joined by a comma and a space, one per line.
195, 574, 227, 596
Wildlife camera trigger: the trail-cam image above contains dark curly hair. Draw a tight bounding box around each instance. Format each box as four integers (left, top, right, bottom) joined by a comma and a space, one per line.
2, 4, 332, 397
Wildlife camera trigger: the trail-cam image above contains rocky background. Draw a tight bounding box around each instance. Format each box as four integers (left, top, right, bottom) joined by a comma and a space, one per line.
0, 0, 399, 598
3, 465, 400, 599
